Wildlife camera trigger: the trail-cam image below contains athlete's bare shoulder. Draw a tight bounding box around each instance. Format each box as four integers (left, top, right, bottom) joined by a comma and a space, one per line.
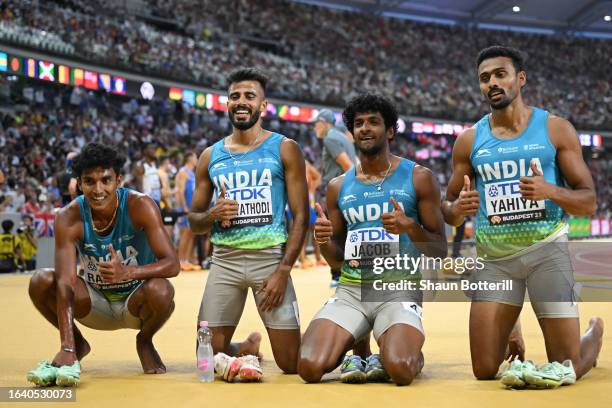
55, 199, 83, 240
280, 137, 303, 161
546, 114, 577, 147
328, 174, 346, 190
413, 163, 434, 179
455, 127, 476, 148
126, 190, 161, 229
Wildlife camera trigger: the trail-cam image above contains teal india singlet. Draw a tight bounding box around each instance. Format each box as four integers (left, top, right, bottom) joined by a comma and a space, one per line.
77, 188, 157, 301
337, 158, 421, 284
470, 107, 566, 259
208, 133, 288, 249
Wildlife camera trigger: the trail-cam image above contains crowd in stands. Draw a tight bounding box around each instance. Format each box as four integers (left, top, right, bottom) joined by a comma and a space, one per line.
1, 0, 610, 130
0, 78, 609, 232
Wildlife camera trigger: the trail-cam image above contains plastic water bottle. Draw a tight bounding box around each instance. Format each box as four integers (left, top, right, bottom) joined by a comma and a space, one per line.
197, 321, 214, 382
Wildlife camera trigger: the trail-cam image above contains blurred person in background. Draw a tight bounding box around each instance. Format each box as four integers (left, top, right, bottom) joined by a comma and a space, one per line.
312, 109, 356, 287
17, 214, 37, 271
0, 219, 23, 273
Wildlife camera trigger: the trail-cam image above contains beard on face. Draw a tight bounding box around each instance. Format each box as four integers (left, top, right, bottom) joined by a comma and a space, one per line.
356, 138, 384, 156
228, 107, 261, 130
487, 89, 514, 110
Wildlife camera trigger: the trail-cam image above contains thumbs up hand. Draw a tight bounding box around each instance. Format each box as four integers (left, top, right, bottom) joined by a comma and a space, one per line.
99, 244, 130, 283
212, 185, 239, 228
314, 203, 333, 245
382, 197, 414, 234
451, 175, 480, 217
519, 160, 551, 201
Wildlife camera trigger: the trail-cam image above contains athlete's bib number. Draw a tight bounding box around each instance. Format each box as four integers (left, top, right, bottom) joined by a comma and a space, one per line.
344, 227, 399, 268
484, 180, 546, 225
226, 186, 273, 227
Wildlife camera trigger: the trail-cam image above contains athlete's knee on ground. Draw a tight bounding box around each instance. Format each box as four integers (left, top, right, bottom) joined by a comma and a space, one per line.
297, 353, 330, 383
28, 269, 55, 300
472, 357, 501, 380
384, 354, 419, 386
275, 353, 298, 374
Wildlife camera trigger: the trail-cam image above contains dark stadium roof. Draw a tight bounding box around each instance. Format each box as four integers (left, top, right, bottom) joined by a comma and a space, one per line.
294, 0, 612, 36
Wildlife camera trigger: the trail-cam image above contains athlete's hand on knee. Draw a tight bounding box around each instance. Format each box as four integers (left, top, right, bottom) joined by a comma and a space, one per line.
256, 268, 289, 312
382, 197, 414, 234
505, 322, 526, 361
452, 175, 479, 217
99, 244, 130, 283
519, 160, 551, 201
213, 185, 238, 228
313, 203, 332, 244
52, 349, 77, 367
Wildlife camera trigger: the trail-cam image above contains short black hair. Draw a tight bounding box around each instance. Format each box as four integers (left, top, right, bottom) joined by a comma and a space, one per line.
183, 151, 196, 164
72, 143, 125, 178
2, 219, 14, 233
476, 45, 525, 73
342, 93, 399, 135
226, 67, 269, 94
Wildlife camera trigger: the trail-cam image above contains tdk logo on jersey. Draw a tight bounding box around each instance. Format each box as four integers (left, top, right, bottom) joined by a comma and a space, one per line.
227, 187, 267, 200
353, 228, 395, 242
493, 181, 520, 195
474, 149, 491, 158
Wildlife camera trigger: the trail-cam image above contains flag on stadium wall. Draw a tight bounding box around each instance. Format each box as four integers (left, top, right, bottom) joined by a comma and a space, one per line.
169, 87, 182, 100
208, 94, 228, 112
33, 212, 55, 237
58, 65, 70, 84
71, 68, 84, 86
84, 71, 98, 90
8, 56, 22, 74
38, 61, 55, 81
0, 52, 7, 72
99, 73, 111, 92
195, 92, 206, 108
112, 76, 126, 95
26, 58, 37, 78
182, 89, 195, 106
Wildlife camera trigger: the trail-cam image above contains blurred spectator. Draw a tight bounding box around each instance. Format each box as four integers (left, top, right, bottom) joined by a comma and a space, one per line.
0, 219, 23, 273
17, 214, 37, 270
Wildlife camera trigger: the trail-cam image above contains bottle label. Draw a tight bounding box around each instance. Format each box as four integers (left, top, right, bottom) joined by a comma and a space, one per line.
197, 358, 210, 371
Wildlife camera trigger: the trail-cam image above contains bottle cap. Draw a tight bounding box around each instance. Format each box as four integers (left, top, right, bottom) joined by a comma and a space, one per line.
199, 321, 208, 328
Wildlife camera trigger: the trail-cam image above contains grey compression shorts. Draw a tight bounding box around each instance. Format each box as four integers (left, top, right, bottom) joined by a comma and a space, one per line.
198, 245, 300, 329
470, 234, 578, 318
76, 277, 142, 330
313, 283, 424, 341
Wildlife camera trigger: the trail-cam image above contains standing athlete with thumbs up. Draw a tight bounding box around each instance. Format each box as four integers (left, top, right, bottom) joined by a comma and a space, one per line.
298, 93, 447, 385
442, 45, 603, 387
188, 68, 308, 381
27, 143, 180, 387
